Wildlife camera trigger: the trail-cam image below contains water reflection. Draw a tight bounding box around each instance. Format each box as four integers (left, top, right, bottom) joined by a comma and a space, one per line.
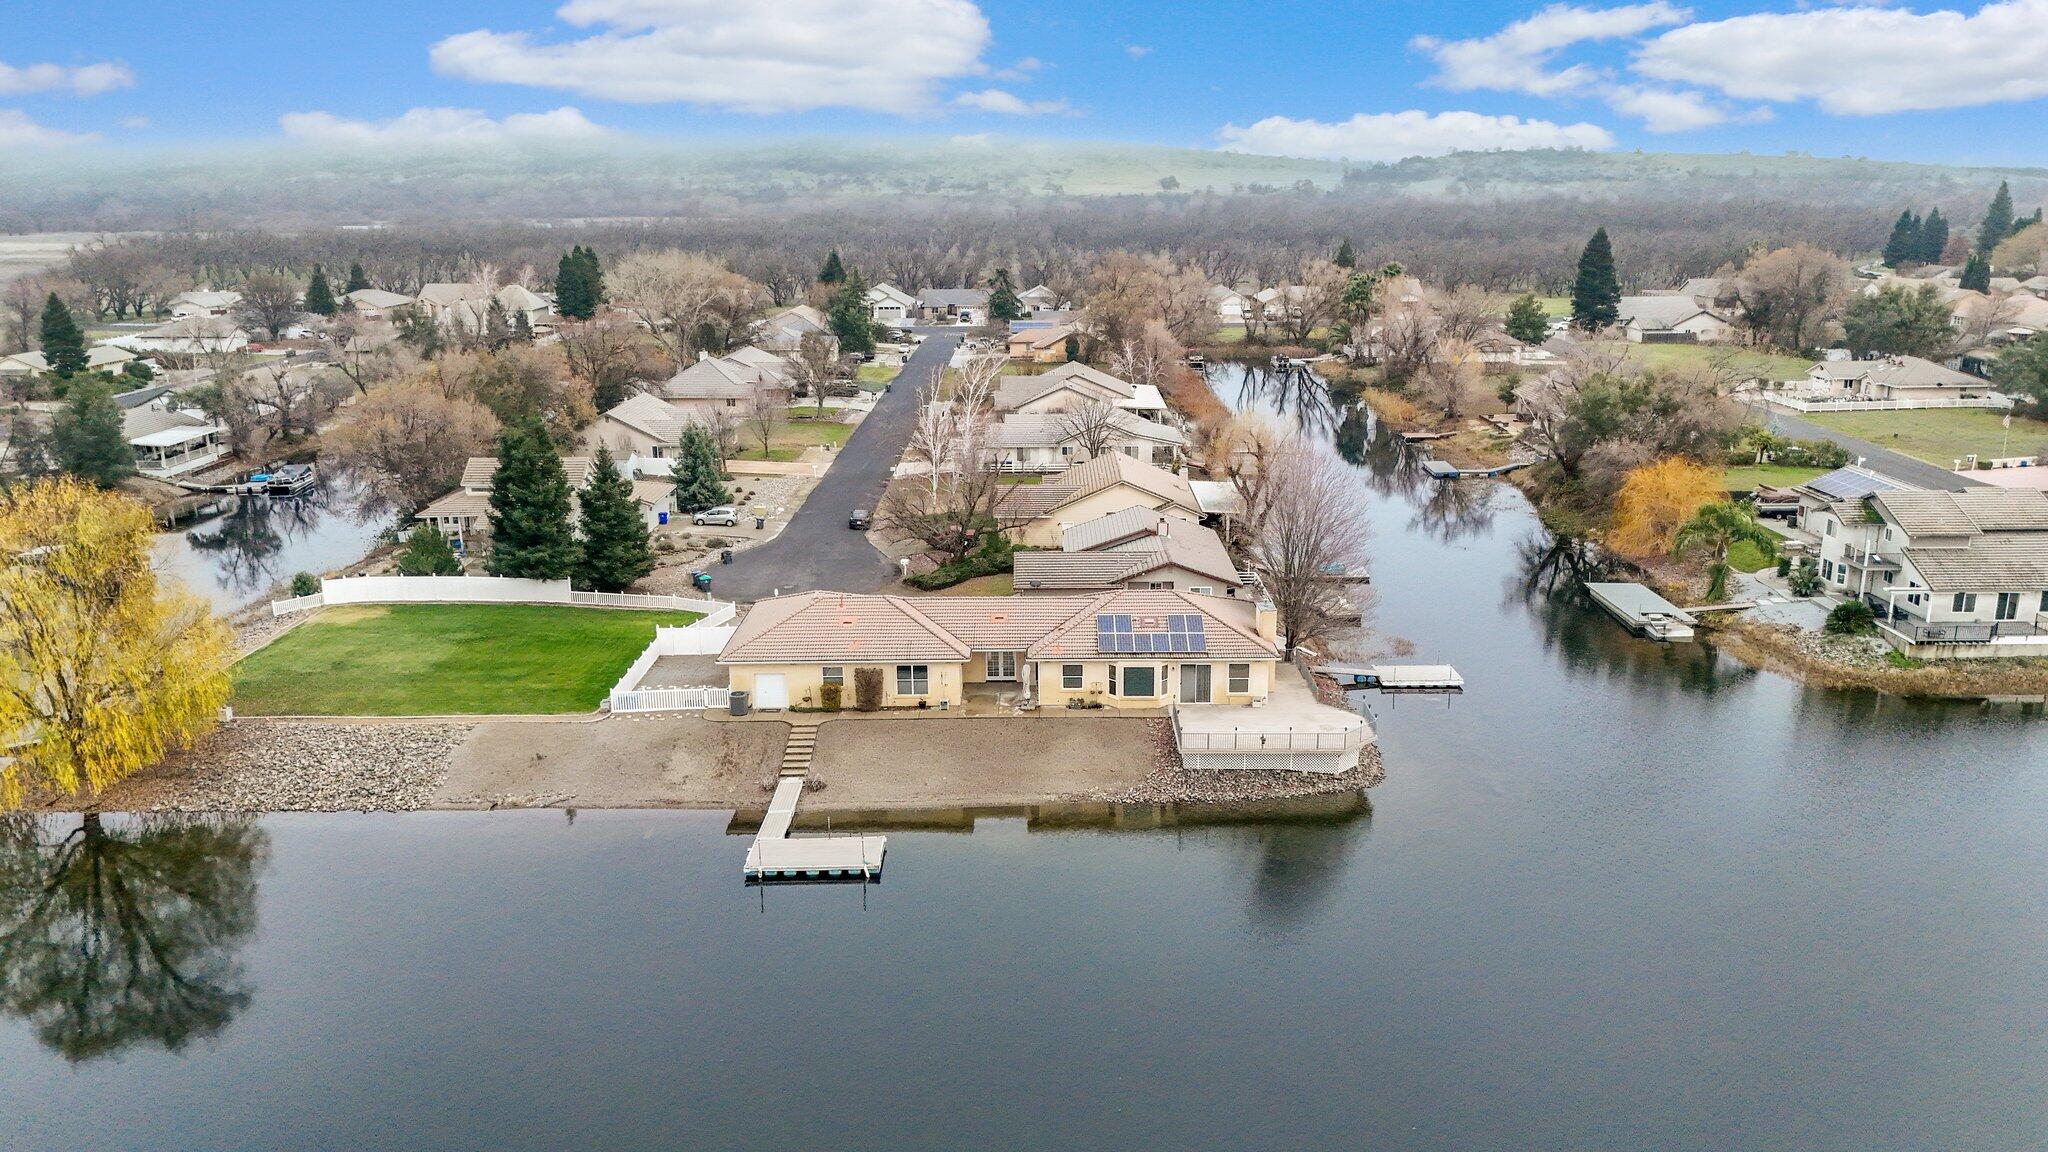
760, 792, 1372, 835
1227, 360, 1339, 436
0, 814, 267, 1063
153, 470, 388, 611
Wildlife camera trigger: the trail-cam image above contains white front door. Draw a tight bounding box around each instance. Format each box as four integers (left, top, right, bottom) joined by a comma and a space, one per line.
985, 651, 1018, 681
753, 673, 789, 710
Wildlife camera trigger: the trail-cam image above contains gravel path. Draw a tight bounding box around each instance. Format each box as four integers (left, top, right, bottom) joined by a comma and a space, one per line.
86, 722, 472, 812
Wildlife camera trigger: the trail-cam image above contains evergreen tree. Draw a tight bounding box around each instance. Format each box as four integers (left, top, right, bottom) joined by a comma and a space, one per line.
574, 447, 655, 592
52, 378, 134, 487
1917, 209, 1948, 265
38, 293, 87, 378
484, 418, 578, 580
819, 249, 846, 284
1570, 228, 1621, 331
1978, 181, 2015, 256
1882, 210, 1921, 267
1334, 238, 1356, 269
395, 523, 462, 576
1990, 332, 2048, 413
555, 246, 602, 319
344, 262, 371, 292
670, 424, 729, 512
1063, 332, 1081, 362
303, 265, 337, 316
1504, 292, 1551, 345
826, 267, 876, 356
986, 269, 1023, 323
577, 246, 604, 310
1959, 252, 1992, 293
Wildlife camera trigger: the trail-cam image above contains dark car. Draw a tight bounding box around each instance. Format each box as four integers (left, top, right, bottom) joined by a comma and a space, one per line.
848, 508, 871, 530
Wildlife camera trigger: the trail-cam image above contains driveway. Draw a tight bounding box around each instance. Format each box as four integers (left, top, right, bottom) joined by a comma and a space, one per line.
708, 332, 961, 601
1755, 405, 1983, 491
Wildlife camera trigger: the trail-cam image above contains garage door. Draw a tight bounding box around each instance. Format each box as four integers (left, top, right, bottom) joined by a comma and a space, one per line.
753, 673, 789, 710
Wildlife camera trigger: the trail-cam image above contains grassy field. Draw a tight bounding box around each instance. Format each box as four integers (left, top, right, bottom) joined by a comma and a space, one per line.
1586, 340, 1812, 381
922, 573, 1015, 596
856, 363, 898, 392
1805, 408, 2048, 467
1720, 463, 1828, 491
1535, 295, 1570, 318
233, 604, 700, 715
731, 414, 856, 461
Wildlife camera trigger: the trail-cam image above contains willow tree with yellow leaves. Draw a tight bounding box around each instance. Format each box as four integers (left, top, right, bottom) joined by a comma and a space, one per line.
0, 480, 232, 809
1606, 458, 1723, 560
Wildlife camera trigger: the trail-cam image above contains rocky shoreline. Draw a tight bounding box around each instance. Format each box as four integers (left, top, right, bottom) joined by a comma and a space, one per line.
80, 721, 473, 813
1084, 717, 1385, 804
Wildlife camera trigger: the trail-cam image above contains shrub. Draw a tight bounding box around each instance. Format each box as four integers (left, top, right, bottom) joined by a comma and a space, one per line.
1776, 557, 1792, 578
1825, 599, 1877, 635
820, 682, 843, 711
290, 572, 320, 597
906, 534, 1017, 590
1788, 559, 1823, 597
853, 667, 883, 712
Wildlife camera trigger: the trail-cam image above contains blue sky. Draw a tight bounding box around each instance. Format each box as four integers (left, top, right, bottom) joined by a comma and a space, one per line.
6, 0, 2048, 166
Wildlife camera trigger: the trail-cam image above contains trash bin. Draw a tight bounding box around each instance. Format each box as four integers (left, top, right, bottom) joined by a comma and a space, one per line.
729, 690, 749, 717
754, 516, 766, 530
720, 549, 733, 565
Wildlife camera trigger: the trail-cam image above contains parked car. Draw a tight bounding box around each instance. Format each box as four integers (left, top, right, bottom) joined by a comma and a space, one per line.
693, 505, 739, 527
848, 508, 871, 530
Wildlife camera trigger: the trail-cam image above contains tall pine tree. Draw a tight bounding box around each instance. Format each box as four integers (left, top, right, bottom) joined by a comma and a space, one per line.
574, 447, 655, 592
52, 378, 134, 487
1959, 252, 1992, 293
1882, 210, 1921, 267
670, 424, 729, 512
819, 249, 847, 284
1570, 228, 1621, 331
484, 418, 578, 580
556, 246, 601, 319
986, 268, 1023, 322
304, 265, 337, 315
344, 262, 371, 292
38, 293, 87, 378
826, 267, 876, 355
1334, 238, 1356, 269
1917, 209, 1948, 265
1978, 181, 2015, 256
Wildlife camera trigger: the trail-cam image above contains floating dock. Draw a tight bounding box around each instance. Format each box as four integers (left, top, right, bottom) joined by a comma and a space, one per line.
1421, 457, 1528, 480
1316, 663, 1465, 692
1585, 582, 1697, 641
744, 777, 887, 884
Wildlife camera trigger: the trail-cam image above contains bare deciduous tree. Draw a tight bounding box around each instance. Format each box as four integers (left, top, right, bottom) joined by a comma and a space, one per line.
1414, 338, 1482, 420
1053, 398, 1126, 461
746, 383, 785, 458
235, 271, 304, 341
608, 250, 762, 369
557, 316, 651, 410
327, 376, 501, 513
1734, 244, 1851, 351
1242, 428, 1371, 657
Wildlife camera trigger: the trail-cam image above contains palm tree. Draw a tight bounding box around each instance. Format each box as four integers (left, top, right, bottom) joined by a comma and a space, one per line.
1674, 500, 1778, 601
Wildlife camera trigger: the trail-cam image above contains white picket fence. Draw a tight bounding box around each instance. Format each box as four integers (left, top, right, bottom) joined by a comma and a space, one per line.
1764, 394, 2013, 413
611, 686, 733, 713
606, 623, 740, 713
272, 575, 728, 621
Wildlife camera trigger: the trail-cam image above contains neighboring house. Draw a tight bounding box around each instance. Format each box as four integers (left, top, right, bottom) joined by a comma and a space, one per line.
168, 290, 241, 318
1018, 285, 1062, 313
494, 284, 555, 332
650, 353, 786, 420
1471, 332, 1555, 370
1006, 325, 1078, 362
0, 345, 138, 377
717, 587, 1280, 711
123, 402, 227, 478
919, 288, 989, 325
986, 411, 1186, 475
721, 345, 797, 387
756, 304, 835, 354
999, 451, 1204, 547
993, 361, 1168, 421
1615, 295, 1736, 343
1209, 285, 1250, 323
2018, 274, 2048, 298
107, 316, 250, 356
588, 391, 690, 460
1014, 508, 1244, 596
865, 283, 920, 326
1805, 356, 1991, 402
1805, 486, 2048, 655
412, 283, 553, 333
341, 289, 414, 318
416, 455, 673, 552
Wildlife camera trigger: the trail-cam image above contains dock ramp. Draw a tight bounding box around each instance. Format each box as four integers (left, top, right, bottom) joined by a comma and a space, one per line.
744, 777, 887, 884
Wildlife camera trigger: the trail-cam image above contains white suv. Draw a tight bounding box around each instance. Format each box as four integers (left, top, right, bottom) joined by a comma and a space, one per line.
692, 505, 738, 526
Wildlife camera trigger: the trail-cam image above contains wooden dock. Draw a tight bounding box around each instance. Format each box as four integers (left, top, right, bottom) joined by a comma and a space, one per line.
744, 776, 887, 884
1585, 582, 1696, 642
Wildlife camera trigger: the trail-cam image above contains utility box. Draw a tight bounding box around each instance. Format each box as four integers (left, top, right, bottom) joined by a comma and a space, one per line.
729, 690, 749, 716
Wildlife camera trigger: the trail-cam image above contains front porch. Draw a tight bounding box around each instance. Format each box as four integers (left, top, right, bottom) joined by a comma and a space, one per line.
132, 426, 229, 478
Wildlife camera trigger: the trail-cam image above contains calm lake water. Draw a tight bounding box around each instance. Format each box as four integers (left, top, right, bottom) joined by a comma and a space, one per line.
151, 469, 389, 612
5, 365, 2046, 1150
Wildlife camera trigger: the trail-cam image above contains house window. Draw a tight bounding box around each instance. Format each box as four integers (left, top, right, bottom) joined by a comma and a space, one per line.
1996, 593, 2020, 621
2041, 591, 2048, 614
1062, 664, 1084, 690
1824, 521, 1835, 537
1228, 663, 1251, 694
724, 398, 738, 407
1952, 593, 1978, 613
894, 664, 929, 695
652, 446, 665, 458
1107, 664, 1118, 696
1821, 560, 1834, 581
822, 666, 844, 686
1120, 666, 1156, 697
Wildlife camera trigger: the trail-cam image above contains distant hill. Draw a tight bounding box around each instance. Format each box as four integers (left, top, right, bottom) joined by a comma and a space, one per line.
3, 138, 2043, 229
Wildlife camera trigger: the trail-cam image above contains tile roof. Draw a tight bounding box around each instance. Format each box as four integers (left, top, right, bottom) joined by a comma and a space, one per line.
1618, 295, 1723, 330
1027, 590, 1275, 660
719, 592, 973, 664
1000, 452, 1201, 520
1061, 506, 1182, 552
1875, 488, 2048, 539
920, 288, 989, 307
601, 391, 689, 442
1903, 537, 2048, 592
416, 489, 492, 520
656, 357, 755, 399
461, 455, 596, 492
1809, 355, 1978, 388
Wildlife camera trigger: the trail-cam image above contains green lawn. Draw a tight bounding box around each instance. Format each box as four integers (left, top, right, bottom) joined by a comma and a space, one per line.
1586, 340, 1812, 382
1727, 537, 1778, 574
1534, 295, 1570, 318
856, 363, 899, 392
234, 604, 699, 715
1806, 408, 2048, 468
1720, 463, 1828, 491
731, 415, 856, 461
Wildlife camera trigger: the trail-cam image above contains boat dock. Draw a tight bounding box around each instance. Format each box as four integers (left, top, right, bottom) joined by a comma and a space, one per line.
1316, 663, 1465, 692
1586, 582, 1697, 641
743, 776, 887, 884
1421, 457, 1528, 480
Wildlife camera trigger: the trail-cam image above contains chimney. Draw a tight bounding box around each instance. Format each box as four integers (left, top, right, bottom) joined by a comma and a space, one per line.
1255, 600, 1278, 644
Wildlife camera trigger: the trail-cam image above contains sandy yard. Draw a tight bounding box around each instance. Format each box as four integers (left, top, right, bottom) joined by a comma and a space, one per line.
803, 716, 1167, 807
437, 713, 786, 808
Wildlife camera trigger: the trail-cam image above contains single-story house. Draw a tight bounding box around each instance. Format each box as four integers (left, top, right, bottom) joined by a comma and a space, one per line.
107, 316, 250, 357
1471, 333, 1556, 370
717, 587, 1280, 711
341, 288, 414, 318
124, 403, 227, 478
1018, 285, 1062, 313
411, 283, 554, 334
1805, 355, 1988, 402
999, 451, 1204, 547
1014, 507, 1244, 596
866, 283, 920, 327
588, 391, 690, 460
168, 290, 241, 319
994, 361, 1168, 422
650, 353, 788, 419
919, 288, 988, 325
1616, 295, 1736, 343
1006, 324, 1079, 363
756, 304, 835, 354
416, 455, 674, 552
1209, 285, 1250, 323
0, 344, 138, 377
2019, 275, 2048, 298
986, 411, 1187, 475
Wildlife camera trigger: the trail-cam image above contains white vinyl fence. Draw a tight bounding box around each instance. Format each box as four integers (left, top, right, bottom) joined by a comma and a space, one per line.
272, 575, 728, 621
611, 686, 734, 713
1763, 394, 2013, 413
606, 624, 741, 713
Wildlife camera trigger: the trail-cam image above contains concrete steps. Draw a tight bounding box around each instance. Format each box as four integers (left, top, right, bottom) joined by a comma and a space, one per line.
780, 721, 819, 777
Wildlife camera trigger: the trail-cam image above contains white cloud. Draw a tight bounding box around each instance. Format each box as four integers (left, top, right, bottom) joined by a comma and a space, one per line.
1603, 85, 1729, 131
1413, 3, 1689, 95
279, 106, 613, 146
1635, 0, 2048, 114
1218, 110, 1615, 162
992, 55, 1045, 81
1124, 44, 1154, 58
0, 60, 135, 97
953, 88, 1070, 115
0, 109, 97, 147
430, 0, 991, 114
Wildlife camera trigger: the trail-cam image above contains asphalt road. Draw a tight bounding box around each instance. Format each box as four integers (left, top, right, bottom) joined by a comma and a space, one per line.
1756, 405, 1983, 492
707, 331, 961, 602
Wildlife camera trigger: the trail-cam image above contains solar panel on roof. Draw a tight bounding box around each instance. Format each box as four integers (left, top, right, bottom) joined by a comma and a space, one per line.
1805, 468, 1904, 501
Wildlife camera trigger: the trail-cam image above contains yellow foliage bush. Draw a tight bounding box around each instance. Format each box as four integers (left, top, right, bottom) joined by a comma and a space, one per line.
1607, 458, 1722, 559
